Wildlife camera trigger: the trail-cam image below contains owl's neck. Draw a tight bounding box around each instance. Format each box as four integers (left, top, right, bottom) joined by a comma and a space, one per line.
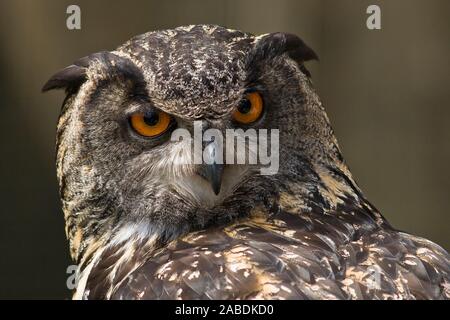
275, 149, 387, 231
71, 153, 388, 299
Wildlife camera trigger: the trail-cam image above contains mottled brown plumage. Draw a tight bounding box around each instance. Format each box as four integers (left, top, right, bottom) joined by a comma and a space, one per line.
43, 25, 449, 300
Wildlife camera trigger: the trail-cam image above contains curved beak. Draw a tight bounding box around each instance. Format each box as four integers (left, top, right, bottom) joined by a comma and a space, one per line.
197, 140, 224, 195
199, 162, 224, 195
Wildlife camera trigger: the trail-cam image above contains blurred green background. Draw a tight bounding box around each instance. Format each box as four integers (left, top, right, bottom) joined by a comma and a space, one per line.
0, 0, 448, 299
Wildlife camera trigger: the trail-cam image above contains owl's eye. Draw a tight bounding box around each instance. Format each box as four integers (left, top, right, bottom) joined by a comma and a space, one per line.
130, 110, 172, 138
232, 91, 264, 124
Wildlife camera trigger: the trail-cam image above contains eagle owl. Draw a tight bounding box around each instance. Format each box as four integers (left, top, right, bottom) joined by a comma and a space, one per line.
43, 25, 449, 300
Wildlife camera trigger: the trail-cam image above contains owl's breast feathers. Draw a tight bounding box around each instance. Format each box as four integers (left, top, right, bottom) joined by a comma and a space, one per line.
77, 188, 450, 300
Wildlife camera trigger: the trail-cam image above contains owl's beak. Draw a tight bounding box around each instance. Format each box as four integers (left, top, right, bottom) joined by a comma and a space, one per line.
199, 162, 224, 195
198, 140, 224, 195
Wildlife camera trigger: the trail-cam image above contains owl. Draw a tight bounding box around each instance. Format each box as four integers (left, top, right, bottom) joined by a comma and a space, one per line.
43, 25, 449, 300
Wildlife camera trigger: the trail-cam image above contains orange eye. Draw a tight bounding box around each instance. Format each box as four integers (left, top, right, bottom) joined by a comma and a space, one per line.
130, 110, 172, 137
232, 91, 264, 124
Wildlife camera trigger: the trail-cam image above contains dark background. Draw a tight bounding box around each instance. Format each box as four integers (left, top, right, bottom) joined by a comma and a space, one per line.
0, 0, 448, 299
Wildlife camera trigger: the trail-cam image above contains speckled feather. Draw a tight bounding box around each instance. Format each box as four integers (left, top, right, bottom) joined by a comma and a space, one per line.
93, 187, 450, 300
112, 212, 449, 300
43, 25, 449, 300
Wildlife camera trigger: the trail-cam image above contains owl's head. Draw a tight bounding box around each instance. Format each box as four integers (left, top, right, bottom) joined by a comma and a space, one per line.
44, 25, 345, 260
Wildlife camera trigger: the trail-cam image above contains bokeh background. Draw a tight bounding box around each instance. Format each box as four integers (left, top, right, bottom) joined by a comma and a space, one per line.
0, 0, 448, 299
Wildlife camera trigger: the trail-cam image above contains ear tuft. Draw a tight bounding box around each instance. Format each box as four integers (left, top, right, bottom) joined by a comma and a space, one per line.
250, 32, 318, 76
42, 52, 109, 93
42, 64, 87, 92
281, 33, 318, 62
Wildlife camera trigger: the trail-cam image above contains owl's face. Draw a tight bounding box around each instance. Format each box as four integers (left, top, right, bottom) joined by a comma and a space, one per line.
46, 25, 337, 257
